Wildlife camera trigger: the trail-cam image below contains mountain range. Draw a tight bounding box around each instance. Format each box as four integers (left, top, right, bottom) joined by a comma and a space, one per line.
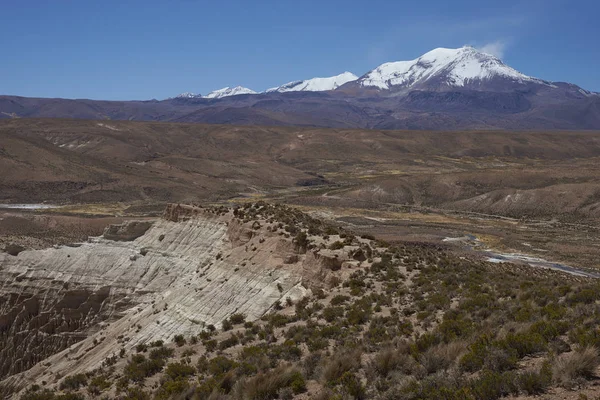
2, 46, 599, 130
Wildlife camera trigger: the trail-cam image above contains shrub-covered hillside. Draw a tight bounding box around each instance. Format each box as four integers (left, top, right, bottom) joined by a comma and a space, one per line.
12, 203, 600, 400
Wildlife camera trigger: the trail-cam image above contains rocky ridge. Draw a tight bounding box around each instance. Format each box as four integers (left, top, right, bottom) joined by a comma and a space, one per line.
0, 203, 359, 394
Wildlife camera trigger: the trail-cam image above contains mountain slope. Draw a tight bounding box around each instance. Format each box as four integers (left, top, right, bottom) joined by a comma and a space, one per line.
352, 46, 548, 92
2, 47, 599, 130
174, 92, 201, 99
266, 71, 358, 93
204, 86, 257, 99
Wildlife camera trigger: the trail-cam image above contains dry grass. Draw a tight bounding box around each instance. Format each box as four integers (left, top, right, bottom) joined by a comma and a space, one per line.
242, 366, 305, 400
321, 348, 363, 384
419, 341, 467, 374
370, 347, 414, 377
552, 346, 600, 388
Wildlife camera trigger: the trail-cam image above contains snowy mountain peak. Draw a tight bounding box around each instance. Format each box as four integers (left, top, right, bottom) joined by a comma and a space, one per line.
266, 71, 358, 93
203, 86, 257, 99
174, 92, 202, 99
360, 46, 540, 90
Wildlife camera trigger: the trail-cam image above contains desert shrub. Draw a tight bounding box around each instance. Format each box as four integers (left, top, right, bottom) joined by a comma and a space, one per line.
419, 342, 466, 374
59, 373, 87, 390
121, 386, 151, 400
566, 288, 599, 305
331, 295, 350, 306
329, 241, 344, 250
269, 340, 303, 361
123, 346, 175, 382
322, 306, 344, 323
155, 378, 191, 400
569, 326, 600, 348
208, 355, 239, 376
165, 362, 196, 379
552, 346, 600, 388
411, 332, 441, 356
87, 375, 111, 395
460, 335, 497, 372
204, 339, 218, 352
243, 367, 306, 399
222, 319, 233, 331
173, 334, 186, 347
150, 346, 175, 361
516, 362, 551, 395
219, 334, 240, 350
541, 302, 567, 320
307, 336, 329, 352
302, 352, 323, 379
294, 231, 309, 252
322, 348, 362, 385
20, 389, 87, 400
529, 319, 567, 341
124, 355, 161, 382
398, 372, 467, 400
371, 347, 412, 377
500, 331, 547, 358
135, 342, 148, 353
229, 313, 246, 325
339, 371, 366, 399
481, 347, 519, 372
469, 370, 518, 400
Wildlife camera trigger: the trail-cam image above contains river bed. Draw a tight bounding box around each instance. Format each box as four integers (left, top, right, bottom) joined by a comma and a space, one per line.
443, 235, 600, 279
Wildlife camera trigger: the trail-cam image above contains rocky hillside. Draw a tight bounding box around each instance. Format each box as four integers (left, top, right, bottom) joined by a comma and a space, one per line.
1, 202, 600, 400
0, 202, 360, 396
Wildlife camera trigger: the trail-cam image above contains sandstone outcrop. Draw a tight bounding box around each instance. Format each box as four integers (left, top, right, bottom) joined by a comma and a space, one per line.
0, 204, 350, 395
102, 220, 153, 241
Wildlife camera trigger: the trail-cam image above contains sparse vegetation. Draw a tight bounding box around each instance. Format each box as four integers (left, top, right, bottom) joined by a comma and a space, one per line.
9, 202, 600, 400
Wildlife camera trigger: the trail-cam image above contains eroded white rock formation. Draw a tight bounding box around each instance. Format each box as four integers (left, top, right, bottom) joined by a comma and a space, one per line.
0, 204, 318, 392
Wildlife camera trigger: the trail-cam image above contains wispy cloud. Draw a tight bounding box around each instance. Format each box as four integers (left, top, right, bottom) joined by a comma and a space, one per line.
365, 12, 525, 65
477, 40, 508, 58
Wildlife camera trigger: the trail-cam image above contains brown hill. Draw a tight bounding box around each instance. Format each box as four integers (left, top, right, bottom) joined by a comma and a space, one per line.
2, 119, 600, 223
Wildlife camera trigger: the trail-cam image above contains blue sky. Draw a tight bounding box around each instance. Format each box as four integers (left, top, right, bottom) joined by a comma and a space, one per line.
1, 0, 598, 100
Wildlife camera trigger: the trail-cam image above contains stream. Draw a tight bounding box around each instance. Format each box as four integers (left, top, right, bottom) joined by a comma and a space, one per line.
0, 204, 59, 210
443, 235, 600, 279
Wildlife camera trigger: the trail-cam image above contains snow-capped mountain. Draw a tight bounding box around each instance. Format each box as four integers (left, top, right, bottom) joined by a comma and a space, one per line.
357, 46, 546, 91
266, 72, 358, 93
204, 86, 257, 99
144, 46, 598, 130
174, 92, 202, 99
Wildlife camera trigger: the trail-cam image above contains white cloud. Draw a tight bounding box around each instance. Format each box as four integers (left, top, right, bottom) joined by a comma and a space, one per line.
477, 41, 508, 58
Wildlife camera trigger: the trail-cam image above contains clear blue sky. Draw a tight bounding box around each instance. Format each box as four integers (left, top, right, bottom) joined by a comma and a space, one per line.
1, 0, 598, 100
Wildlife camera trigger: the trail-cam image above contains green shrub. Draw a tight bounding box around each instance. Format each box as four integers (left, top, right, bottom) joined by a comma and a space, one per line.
208, 355, 239, 376
322, 349, 362, 385
222, 319, 233, 331
500, 331, 547, 358
516, 366, 551, 395
329, 241, 344, 250
164, 362, 195, 379
173, 334, 186, 347
59, 373, 87, 390
219, 334, 239, 350
339, 371, 366, 399
87, 375, 111, 395
322, 306, 344, 323
229, 313, 246, 325
469, 370, 518, 400
331, 295, 350, 306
